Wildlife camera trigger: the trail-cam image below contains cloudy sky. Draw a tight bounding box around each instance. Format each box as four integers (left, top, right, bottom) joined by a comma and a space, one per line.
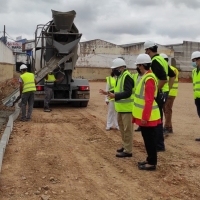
0, 0, 200, 45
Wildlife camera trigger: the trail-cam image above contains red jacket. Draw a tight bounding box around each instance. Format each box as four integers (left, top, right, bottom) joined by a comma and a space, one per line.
132, 71, 161, 127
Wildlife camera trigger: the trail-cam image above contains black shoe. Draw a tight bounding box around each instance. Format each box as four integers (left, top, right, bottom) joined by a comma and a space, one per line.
116, 147, 124, 153
138, 161, 148, 165
163, 129, 173, 134
157, 148, 165, 152
195, 138, 200, 141
135, 126, 141, 132
116, 152, 132, 158
138, 164, 156, 171
44, 108, 51, 112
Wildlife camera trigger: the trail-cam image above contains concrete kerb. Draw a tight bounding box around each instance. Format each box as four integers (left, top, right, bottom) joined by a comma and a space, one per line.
0, 102, 21, 173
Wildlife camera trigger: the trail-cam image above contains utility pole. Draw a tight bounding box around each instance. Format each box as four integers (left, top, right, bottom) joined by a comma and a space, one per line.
3, 25, 6, 44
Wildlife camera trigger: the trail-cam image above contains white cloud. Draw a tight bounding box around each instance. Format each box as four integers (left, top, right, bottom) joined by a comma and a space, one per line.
0, 0, 200, 45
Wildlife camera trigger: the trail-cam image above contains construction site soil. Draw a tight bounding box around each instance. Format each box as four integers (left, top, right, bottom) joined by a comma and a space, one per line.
0, 78, 199, 200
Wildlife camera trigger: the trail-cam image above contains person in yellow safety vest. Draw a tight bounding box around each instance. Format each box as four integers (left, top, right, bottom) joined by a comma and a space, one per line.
160, 53, 178, 134
99, 58, 135, 158
144, 40, 176, 152
105, 71, 119, 131
191, 51, 200, 141
44, 71, 64, 112
19, 64, 37, 122
132, 54, 161, 171
133, 71, 143, 132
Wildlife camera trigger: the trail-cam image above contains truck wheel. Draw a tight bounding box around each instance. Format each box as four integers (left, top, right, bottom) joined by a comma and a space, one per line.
80, 101, 88, 107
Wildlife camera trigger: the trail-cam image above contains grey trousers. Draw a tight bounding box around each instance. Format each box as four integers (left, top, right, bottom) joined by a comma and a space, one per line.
44, 86, 53, 109
21, 91, 35, 119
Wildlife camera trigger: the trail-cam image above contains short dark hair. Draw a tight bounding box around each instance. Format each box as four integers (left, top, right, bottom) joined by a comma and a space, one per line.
21, 69, 27, 73
143, 63, 151, 70
149, 45, 158, 53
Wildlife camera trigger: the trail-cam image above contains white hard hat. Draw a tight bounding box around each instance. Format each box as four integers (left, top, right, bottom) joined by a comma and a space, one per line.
111, 58, 126, 69
135, 54, 152, 65
160, 53, 168, 59
191, 51, 200, 60
144, 40, 157, 50
20, 64, 28, 71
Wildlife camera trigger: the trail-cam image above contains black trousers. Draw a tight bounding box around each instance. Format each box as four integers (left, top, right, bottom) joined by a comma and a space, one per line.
155, 91, 169, 150
140, 126, 157, 165
195, 98, 200, 118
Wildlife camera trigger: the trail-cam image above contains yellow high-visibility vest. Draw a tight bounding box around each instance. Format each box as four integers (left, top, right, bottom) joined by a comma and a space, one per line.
133, 73, 138, 93
169, 66, 179, 96
151, 55, 169, 92
114, 70, 134, 112
192, 68, 200, 99
20, 72, 36, 93
106, 76, 116, 101
132, 72, 160, 121
45, 74, 56, 86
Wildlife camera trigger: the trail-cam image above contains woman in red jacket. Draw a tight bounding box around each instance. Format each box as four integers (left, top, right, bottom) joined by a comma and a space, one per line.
132, 54, 161, 171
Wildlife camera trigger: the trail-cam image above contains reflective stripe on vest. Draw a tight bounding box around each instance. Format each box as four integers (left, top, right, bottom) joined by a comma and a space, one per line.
192, 68, 200, 99
169, 66, 179, 96
106, 76, 116, 101
132, 73, 160, 121
45, 74, 56, 86
151, 55, 169, 92
114, 70, 134, 112
20, 72, 36, 93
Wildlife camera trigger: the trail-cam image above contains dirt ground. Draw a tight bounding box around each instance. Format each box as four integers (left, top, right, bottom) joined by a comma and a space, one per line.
0, 81, 200, 200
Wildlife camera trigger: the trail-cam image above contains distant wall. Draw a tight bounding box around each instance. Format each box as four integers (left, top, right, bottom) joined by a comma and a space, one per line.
0, 63, 14, 81
0, 41, 15, 82
73, 67, 193, 80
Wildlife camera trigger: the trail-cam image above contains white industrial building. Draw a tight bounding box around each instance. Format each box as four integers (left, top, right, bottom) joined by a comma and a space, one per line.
76, 39, 174, 69
77, 39, 200, 73
1, 38, 200, 81
165, 41, 200, 72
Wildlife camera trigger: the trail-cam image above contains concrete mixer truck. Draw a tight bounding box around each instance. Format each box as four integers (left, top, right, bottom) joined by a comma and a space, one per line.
3, 10, 90, 108
33, 9, 90, 107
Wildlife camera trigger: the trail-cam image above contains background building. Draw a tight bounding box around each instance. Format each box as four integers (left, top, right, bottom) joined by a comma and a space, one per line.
0, 41, 15, 81
165, 41, 200, 72
74, 39, 175, 80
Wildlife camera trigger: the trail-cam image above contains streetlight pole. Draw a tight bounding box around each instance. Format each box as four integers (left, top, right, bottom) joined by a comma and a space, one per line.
3, 25, 6, 44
